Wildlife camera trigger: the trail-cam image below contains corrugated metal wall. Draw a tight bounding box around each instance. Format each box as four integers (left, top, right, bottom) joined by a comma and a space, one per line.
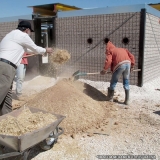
0, 22, 17, 41
55, 12, 141, 85
143, 13, 160, 83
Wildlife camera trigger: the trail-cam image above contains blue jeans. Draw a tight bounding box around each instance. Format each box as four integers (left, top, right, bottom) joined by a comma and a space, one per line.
16, 64, 26, 95
110, 63, 130, 90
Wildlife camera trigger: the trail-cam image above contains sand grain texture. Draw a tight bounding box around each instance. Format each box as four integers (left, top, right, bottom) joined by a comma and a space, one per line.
51, 48, 71, 64
0, 107, 57, 136
27, 79, 106, 134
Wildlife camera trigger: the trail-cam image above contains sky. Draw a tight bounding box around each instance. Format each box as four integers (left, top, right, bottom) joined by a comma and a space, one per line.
0, 0, 160, 18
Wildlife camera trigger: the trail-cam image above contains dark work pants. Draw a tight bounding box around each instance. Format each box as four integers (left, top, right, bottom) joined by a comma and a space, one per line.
0, 85, 13, 115
0, 61, 16, 115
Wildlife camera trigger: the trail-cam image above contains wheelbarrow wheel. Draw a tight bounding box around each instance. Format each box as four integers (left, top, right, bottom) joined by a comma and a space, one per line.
39, 126, 64, 151
39, 127, 58, 151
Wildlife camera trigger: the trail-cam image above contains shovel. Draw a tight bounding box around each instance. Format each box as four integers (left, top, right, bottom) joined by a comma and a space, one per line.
72, 69, 141, 80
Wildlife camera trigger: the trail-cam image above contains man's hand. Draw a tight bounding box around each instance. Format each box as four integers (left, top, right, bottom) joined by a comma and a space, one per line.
46, 48, 53, 54
100, 69, 107, 75
130, 67, 134, 73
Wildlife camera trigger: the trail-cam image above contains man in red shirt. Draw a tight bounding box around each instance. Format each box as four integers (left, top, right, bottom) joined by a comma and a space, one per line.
100, 41, 135, 105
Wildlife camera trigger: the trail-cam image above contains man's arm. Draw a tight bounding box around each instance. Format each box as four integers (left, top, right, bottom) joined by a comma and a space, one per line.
103, 53, 112, 70
100, 50, 112, 75
21, 34, 53, 55
126, 49, 135, 67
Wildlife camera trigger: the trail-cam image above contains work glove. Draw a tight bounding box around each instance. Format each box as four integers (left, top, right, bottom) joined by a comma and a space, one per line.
100, 69, 107, 75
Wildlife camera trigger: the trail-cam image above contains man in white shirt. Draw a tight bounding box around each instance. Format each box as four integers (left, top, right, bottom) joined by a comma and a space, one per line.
0, 20, 53, 115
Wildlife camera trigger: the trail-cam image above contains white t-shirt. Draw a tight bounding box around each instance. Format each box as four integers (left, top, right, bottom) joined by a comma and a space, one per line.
0, 29, 46, 66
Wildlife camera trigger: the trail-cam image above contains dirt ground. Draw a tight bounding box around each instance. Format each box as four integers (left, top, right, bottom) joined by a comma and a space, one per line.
8, 76, 160, 159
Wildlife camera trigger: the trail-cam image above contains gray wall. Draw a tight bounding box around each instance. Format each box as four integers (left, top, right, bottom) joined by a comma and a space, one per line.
0, 21, 17, 40
143, 13, 160, 83
1, 7, 160, 86
55, 12, 141, 85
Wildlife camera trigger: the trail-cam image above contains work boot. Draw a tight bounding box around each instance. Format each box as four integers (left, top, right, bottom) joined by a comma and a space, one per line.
124, 89, 129, 105
106, 87, 114, 102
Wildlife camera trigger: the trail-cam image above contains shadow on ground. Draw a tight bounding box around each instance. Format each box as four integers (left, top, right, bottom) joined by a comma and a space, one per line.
83, 83, 107, 101
153, 111, 160, 116
1, 145, 44, 160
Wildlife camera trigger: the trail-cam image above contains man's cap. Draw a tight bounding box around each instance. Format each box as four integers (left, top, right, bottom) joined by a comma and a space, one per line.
18, 20, 34, 32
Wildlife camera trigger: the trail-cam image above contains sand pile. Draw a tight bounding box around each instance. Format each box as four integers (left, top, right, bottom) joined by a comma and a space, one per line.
0, 107, 57, 136
51, 48, 71, 64
26, 79, 106, 134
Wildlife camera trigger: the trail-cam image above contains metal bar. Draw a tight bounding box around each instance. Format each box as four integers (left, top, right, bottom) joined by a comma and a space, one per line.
50, 127, 64, 143
34, 18, 41, 75
51, 17, 56, 47
138, 9, 146, 87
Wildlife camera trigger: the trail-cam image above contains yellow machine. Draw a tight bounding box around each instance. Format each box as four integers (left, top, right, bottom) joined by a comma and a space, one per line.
29, 3, 81, 17
149, 3, 160, 11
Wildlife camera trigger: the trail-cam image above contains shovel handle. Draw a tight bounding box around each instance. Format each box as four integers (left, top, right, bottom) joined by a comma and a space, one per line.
132, 69, 141, 72
87, 72, 100, 75
87, 69, 141, 75
81, 69, 141, 76
107, 69, 141, 74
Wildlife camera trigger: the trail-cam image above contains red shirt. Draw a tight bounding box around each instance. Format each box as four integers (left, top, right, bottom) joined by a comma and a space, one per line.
104, 41, 135, 72
21, 53, 28, 65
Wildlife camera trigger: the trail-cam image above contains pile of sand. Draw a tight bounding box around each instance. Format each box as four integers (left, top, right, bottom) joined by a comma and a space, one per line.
51, 48, 71, 64
0, 107, 57, 136
26, 79, 106, 134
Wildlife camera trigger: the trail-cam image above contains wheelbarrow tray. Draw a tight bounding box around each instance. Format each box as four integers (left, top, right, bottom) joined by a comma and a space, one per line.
0, 107, 65, 152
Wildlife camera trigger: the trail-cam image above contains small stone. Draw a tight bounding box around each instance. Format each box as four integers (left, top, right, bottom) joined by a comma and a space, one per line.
101, 128, 104, 131
114, 122, 119, 125
87, 133, 94, 137
70, 134, 75, 139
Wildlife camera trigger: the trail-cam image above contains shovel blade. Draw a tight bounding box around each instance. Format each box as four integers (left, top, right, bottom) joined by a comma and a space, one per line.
72, 70, 80, 81
71, 70, 88, 81
72, 70, 88, 77
73, 75, 80, 81
72, 70, 80, 77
